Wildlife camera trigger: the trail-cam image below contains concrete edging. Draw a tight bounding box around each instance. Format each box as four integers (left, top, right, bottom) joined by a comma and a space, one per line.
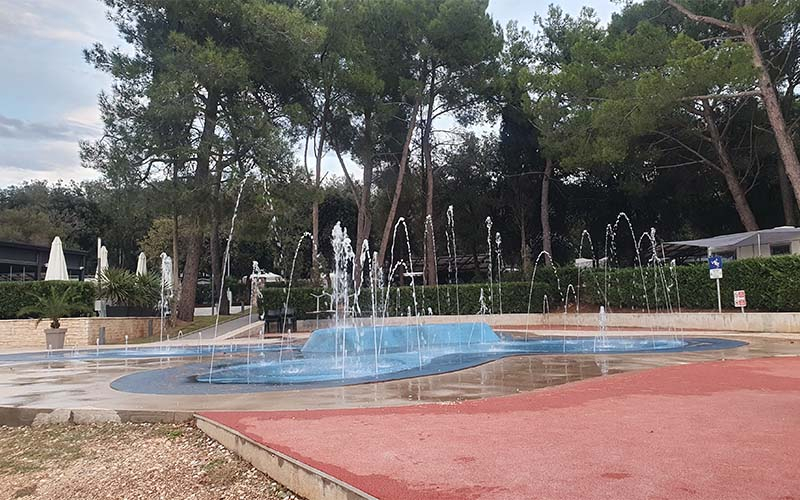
196, 414, 376, 500
0, 406, 193, 427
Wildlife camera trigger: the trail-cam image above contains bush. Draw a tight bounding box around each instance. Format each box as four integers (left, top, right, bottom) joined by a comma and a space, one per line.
97, 268, 136, 305
0, 281, 95, 320
97, 268, 160, 309
256, 255, 800, 317
17, 286, 95, 328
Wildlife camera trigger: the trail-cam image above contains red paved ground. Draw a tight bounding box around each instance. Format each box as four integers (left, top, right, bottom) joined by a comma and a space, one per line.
201, 357, 800, 499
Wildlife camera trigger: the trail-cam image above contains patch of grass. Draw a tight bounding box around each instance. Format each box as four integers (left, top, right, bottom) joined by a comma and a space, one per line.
202, 458, 225, 472
168, 311, 248, 338
125, 310, 249, 344
162, 428, 184, 439
200, 459, 240, 487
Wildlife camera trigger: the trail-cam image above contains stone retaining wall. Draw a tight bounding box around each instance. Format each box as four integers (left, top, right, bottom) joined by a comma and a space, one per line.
0, 317, 157, 349
297, 312, 800, 334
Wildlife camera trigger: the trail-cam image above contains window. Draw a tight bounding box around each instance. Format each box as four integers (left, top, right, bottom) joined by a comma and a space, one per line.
771, 244, 791, 256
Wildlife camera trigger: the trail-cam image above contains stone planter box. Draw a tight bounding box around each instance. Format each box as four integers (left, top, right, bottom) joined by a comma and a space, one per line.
44, 328, 67, 349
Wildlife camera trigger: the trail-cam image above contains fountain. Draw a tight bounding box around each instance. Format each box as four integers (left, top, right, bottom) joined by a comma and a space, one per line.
445, 205, 460, 316
12, 209, 736, 395
595, 305, 608, 351
191, 218, 711, 388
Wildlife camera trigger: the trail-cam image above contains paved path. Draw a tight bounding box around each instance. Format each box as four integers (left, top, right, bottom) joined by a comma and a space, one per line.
201, 356, 800, 499
180, 312, 256, 340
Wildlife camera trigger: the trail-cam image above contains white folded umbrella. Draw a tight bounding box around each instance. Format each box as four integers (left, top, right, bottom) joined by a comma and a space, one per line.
136, 252, 147, 276
99, 246, 109, 275
44, 236, 70, 281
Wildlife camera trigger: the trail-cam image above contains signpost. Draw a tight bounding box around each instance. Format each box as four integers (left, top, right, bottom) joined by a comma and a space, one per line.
734, 290, 746, 313
708, 256, 723, 313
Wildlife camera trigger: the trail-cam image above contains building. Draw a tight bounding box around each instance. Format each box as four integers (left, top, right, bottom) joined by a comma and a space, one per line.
663, 226, 800, 261
0, 240, 88, 282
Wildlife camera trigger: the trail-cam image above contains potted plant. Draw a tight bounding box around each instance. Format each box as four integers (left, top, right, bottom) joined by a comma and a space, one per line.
98, 268, 135, 317
130, 272, 160, 316
18, 287, 93, 349
97, 268, 159, 317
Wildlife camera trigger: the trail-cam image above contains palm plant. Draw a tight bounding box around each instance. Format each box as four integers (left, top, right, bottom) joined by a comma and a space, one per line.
18, 286, 93, 329
131, 273, 161, 309
97, 268, 136, 305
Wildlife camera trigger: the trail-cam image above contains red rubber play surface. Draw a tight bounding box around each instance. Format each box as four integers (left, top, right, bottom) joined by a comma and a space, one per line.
201, 356, 800, 499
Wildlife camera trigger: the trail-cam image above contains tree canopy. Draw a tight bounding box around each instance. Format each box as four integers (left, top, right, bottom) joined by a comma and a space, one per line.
3, 0, 797, 319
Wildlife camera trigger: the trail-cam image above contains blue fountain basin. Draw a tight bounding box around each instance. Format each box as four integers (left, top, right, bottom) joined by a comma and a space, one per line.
301, 322, 500, 355
196, 354, 416, 384
110, 334, 747, 394
199, 324, 690, 385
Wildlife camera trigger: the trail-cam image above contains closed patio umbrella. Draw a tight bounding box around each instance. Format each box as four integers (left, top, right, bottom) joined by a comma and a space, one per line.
99, 246, 109, 275
44, 237, 69, 281
136, 252, 147, 276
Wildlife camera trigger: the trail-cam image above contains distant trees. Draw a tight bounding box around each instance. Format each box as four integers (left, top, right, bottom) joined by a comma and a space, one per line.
18, 0, 787, 305
82, 0, 319, 320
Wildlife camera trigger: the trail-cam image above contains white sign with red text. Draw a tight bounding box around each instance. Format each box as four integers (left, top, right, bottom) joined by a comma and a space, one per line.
734, 290, 747, 308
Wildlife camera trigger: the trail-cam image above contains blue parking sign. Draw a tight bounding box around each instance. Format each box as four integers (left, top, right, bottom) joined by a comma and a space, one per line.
708, 256, 723, 269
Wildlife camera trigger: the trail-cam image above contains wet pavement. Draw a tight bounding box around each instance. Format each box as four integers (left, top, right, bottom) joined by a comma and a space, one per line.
0, 330, 798, 413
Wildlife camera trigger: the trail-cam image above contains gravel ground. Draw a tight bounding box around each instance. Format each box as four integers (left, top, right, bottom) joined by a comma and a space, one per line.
0, 422, 302, 500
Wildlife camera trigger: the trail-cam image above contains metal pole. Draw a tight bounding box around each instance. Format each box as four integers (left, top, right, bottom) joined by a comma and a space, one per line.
716, 279, 722, 313
757, 232, 762, 257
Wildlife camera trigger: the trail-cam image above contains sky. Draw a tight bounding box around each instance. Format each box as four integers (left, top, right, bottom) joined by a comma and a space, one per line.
0, 0, 617, 188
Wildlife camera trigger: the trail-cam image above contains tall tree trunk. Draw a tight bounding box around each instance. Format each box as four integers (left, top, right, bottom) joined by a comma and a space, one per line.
778, 83, 798, 226
210, 163, 230, 316
742, 27, 800, 212
354, 111, 373, 286
778, 158, 798, 226
377, 93, 423, 268
519, 209, 531, 276
540, 157, 553, 265
175, 89, 219, 322
210, 181, 220, 313
312, 93, 331, 285
423, 70, 437, 286
665, 1, 800, 213
701, 99, 759, 231
171, 162, 181, 310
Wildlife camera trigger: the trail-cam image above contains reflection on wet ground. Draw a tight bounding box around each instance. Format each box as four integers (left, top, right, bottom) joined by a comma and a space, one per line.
0, 333, 797, 413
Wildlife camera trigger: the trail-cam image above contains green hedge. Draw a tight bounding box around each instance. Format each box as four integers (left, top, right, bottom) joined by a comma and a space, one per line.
257, 256, 800, 317
0, 281, 97, 320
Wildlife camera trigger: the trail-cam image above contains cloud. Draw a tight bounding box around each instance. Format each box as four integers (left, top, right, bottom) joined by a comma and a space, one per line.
0, 113, 100, 142
0, 138, 100, 187
0, 140, 78, 172
0, 0, 107, 44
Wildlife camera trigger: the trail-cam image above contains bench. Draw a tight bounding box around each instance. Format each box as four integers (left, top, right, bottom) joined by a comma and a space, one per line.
264, 307, 297, 333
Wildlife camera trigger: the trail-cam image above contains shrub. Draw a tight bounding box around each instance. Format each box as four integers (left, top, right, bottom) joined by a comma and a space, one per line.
256, 255, 800, 317
131, 273, 161, 309
0, 281, 95, 320
97, 268, 160, 309
97, 268, 136, 305
17, 286, 95, 328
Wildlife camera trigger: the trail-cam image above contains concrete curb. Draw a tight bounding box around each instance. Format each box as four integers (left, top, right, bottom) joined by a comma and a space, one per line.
0, 406, 194, 427
196, 414, 377, 500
